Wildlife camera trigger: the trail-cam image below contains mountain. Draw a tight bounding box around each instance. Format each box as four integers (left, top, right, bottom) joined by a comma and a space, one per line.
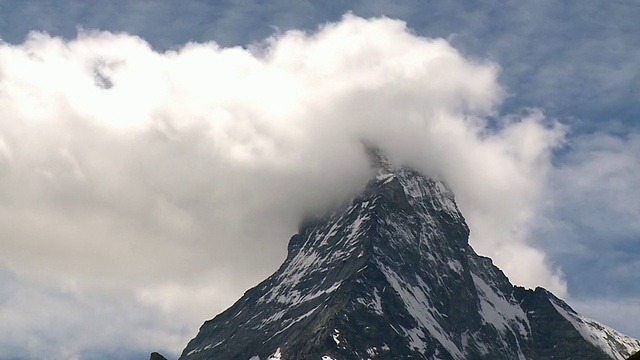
179, 149, 639, 360
151, 352, 169, 360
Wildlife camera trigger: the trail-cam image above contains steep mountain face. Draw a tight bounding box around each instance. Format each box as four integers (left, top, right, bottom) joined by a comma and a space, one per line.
180, 151, 639, 360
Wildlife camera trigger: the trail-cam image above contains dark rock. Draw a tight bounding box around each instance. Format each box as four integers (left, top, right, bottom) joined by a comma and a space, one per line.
150, 352, 168, 360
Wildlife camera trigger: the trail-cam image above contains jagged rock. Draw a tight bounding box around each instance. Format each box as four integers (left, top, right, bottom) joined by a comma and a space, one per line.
150, 352, 168, 360
180, 150, 639, 360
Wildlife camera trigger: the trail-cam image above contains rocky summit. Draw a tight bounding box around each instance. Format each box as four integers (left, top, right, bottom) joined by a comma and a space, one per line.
179, 149, 639, 360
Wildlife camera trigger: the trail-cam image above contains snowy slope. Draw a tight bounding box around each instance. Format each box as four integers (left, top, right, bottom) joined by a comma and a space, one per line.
550, 297, 639, 360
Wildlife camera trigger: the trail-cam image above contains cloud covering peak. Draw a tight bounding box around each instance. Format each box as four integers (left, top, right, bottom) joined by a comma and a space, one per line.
0, 15, 565, 357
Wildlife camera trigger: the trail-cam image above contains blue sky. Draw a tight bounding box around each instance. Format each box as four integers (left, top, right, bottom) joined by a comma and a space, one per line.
0, 1, 638, 359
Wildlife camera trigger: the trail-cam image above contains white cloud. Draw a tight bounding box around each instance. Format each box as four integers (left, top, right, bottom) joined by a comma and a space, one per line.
0, 15, 566, 357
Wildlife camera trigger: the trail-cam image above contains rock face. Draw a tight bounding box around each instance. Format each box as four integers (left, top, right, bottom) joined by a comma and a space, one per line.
180, 150, 639, 360
150, 352, 169, 360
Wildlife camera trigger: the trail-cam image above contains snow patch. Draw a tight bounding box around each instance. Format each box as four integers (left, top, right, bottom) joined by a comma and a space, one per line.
404, 327, 427, 352
447, 259, 463, 274
432, 180, 459, 215
332, 328, 341, 345
186, 348, 200, 356
267, 348, 282, 360
186, 339, 225, 356
318, 222, 340, 247
379, 262, 464, 359
372, 288, 384, 315
347, 212, 370, 243
376, 172, 394, 183
268, 305, 321, 340
366, 347, 378, 356
471, 273, 529, 359
355, 288, 384, 315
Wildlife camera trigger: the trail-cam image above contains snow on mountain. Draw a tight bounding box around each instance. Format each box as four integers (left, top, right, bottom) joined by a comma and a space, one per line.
549, 296, 639, 360
178, 148, 639, 360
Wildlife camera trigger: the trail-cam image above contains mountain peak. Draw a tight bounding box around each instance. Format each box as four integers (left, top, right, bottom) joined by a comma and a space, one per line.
363, 144, 394, 173
179, 154, 639, 360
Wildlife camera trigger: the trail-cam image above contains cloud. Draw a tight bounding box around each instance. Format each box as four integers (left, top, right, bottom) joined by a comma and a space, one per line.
554, 131, 640, 239
4, 1, 640, 126
0, 267, 186, 359
536, 130, 640, 298
0, 15, 566, 357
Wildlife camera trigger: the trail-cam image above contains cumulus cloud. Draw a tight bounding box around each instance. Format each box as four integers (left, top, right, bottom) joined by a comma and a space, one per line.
0, 15, 566, 357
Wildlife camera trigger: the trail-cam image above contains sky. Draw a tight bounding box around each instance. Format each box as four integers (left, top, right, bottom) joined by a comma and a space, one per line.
0, 1, 638, 359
